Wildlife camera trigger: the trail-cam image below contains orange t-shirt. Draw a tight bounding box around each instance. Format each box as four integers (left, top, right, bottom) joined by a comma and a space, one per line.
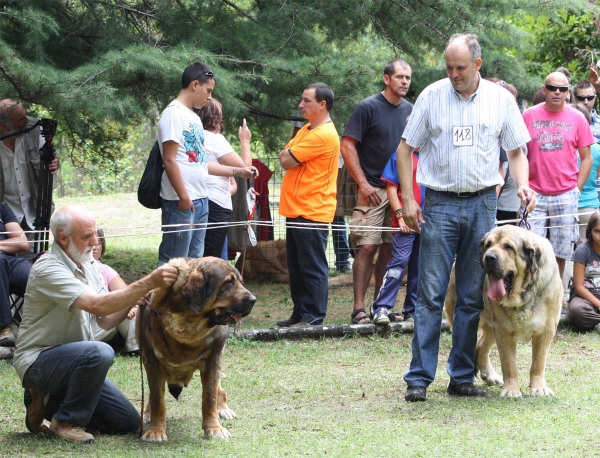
279, 122, 340, 223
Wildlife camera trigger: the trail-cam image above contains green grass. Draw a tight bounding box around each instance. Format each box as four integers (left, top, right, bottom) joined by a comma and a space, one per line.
2, 193, 599, 456
1, 332, 599, 457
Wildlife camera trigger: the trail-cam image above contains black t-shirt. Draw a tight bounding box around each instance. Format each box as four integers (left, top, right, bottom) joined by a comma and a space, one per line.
0, 202, 18, 241
342, 93, 413, 187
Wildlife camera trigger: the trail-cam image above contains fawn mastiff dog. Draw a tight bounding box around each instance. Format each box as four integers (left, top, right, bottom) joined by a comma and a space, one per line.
444, 225, 562, 397
138, 257, 256, 441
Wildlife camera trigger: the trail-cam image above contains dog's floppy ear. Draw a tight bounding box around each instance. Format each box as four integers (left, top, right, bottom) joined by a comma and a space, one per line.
521, 238, 543, 276
480, 232, 491, 268
181, 267, 212, 314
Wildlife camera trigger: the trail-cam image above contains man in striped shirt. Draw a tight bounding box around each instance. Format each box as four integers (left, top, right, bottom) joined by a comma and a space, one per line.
395, 34, 537, 402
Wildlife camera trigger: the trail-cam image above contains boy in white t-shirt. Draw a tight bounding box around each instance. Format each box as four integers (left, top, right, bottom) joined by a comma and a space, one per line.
157, 62, 258, 265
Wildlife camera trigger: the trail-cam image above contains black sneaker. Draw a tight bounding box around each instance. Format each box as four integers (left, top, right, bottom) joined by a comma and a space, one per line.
447, 382, 486, 397
405, 386, 427, 402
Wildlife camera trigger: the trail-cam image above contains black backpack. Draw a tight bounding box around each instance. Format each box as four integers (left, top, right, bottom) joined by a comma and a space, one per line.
137, 141, 163, 209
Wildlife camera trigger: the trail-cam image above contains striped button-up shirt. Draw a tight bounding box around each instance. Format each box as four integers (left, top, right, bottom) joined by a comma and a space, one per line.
402, 76, 530, 193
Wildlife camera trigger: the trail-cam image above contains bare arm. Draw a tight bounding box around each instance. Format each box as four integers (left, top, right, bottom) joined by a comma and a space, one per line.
0, 221, 29, 254
72, 264, 178, 320
340, 136, 381, 206
506, 147, 537, 213
387, 182, 411, 234
162, 140, 193, 211
238, 119, 253, 166
577, 146, 593, 192
207, 162, 258, 179
573, 261, 600, 310
397, 139, 421, 232
95, 274, 131, 330
279, 148, 301, 170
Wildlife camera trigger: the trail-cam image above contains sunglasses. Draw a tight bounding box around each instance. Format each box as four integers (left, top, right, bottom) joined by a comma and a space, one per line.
575, 95, 596, 101
192, 71, 214, 81
545, 84, 569, 93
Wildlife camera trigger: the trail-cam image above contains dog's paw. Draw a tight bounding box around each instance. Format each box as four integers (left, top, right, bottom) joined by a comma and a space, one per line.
218, 408, 237, 420
141, 428, 168, 442
204, 426, 231, 440
480, 370, 503, 386
500, 386, 522, 398
530, 385, 554, 397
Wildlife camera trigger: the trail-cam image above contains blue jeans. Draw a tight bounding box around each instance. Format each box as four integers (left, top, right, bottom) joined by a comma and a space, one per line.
23, 341, 139, 433
157, 197, 209, 266
332, 215, 351, 270
286, 217, 329, 325
372, 231, 419, 316
404, 188, 496, 387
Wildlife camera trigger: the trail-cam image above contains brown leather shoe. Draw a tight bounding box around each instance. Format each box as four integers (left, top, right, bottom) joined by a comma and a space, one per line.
24, 389, 47, 433
50, 415, 94, 443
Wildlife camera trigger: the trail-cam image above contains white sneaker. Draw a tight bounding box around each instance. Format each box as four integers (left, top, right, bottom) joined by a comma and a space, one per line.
372, 308, 390, 325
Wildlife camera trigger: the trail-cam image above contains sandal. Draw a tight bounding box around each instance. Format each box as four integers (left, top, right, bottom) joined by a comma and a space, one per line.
351, 308, 371, 324
388, 312, 405, 322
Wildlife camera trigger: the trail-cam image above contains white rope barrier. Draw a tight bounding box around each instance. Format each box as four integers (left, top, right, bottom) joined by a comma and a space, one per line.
0, 208, 598, 246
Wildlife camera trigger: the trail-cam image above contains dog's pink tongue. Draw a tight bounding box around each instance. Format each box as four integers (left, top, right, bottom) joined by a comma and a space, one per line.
487, 277, 506, 302
233, 315, 243, 326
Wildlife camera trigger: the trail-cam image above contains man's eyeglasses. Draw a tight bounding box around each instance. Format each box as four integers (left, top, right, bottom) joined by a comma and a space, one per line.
575, 95, 596, 101
192, 71, 214, 81
545, 84, 569, 93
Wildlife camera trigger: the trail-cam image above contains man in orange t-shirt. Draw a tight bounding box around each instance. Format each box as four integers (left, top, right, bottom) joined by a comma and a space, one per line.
277, 82, 340, 327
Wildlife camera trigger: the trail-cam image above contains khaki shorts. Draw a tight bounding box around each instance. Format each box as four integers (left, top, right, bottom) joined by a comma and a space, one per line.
349, 187, 392, 246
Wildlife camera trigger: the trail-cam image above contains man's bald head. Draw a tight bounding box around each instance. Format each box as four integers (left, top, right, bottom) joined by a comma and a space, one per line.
542, 72, 570, 112
445, 33, 481, 62
545, 72, 569, 87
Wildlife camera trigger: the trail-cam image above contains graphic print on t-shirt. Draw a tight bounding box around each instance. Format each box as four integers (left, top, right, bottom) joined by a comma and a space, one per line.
530, 120, 573, 153
584, 259, 600, 294
182, 122, 206, 164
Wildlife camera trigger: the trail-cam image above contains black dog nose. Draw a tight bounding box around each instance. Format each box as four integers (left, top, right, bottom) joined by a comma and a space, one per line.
485, 253, 498, 263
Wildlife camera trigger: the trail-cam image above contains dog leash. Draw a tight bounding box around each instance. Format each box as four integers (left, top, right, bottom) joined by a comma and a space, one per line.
138, 297, 151, 438
518, 197, 531, 230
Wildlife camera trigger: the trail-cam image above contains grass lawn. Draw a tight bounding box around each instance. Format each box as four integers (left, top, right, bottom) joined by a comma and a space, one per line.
1, 193, 599, 456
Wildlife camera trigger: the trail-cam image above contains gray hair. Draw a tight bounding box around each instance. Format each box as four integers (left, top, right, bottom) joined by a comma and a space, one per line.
50, 206, 74, 239
446, 33, 481, 61
0, 99, 20, 127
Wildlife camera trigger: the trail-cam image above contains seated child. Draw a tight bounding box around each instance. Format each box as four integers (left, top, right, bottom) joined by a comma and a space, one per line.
568, 210, 600, 332
92, 228, 139, 354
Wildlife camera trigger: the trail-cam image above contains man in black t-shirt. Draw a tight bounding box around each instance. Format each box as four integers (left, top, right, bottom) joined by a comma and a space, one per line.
341, 60, 413, 324
0, 202, 32, 347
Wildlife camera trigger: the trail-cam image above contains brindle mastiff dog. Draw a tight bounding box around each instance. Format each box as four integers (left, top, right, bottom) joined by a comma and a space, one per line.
138, 257, 256, 441
445, 225, 562, 397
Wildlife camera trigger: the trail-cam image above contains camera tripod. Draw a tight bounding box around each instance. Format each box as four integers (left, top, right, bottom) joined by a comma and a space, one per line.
0, 118, 57, 254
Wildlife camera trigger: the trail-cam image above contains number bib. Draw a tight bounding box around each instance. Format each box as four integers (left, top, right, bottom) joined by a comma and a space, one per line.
453, 126, 473, 146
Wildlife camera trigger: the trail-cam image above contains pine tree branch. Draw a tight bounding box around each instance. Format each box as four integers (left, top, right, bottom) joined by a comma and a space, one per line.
220, 0, 259, 23
99, 2, 158, 19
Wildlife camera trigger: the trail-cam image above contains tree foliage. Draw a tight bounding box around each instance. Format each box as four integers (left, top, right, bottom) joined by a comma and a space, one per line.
520, 8, 600, 85
0, 0, 596, 185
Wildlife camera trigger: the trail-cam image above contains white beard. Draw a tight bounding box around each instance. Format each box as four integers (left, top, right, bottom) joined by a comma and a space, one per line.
66, 240, 94, 265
